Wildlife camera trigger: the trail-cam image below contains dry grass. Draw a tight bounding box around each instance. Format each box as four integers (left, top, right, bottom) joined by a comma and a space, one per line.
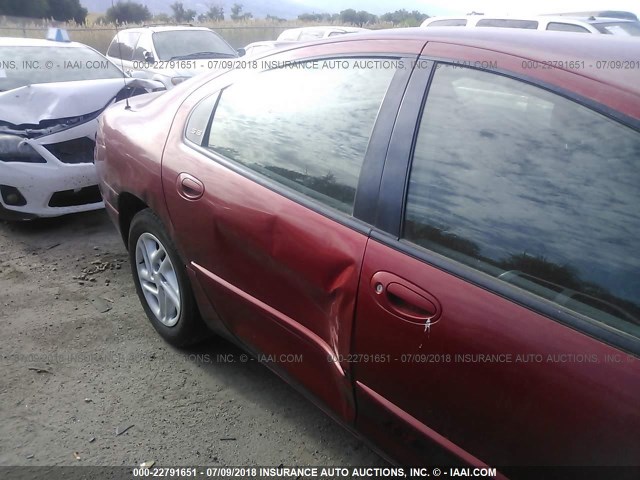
0, 17, 396, 53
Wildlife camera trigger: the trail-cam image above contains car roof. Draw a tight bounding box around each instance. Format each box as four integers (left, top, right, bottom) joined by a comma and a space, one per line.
0, 36, 86, 47
341, 26, 633, 57
583, 16, 638, 24
534, 15, 636, 24
245, 40, 297, 48
310, 27, 639, 96
423, 15, 637, 25
543, 10, 638, 20
116, 26, 213, 33
284, 26, 367, 33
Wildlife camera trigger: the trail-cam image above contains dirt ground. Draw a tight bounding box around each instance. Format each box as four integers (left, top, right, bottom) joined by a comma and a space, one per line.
0, 210, 384, 467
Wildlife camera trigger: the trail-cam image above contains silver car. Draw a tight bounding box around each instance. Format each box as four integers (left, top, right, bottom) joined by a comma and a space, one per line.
106, 26, 239, 89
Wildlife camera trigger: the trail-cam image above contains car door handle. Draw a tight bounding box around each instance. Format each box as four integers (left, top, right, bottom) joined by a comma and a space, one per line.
176, 172, 204, 200
386, 283, 437, 320
371, 271, 442, 325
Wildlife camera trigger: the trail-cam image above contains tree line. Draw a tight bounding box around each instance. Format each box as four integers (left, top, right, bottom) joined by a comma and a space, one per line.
103, 2, 263, 24
106, 2, 428, 26
299, 9, 428, 26
0, 1, 429, 26
0, 0, 88, 23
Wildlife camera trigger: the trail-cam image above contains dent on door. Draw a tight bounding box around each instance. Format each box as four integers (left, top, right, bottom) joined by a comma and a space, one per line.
162, 142, 368, 422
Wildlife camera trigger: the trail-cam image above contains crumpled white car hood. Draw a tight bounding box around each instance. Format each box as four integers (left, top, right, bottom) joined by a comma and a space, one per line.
0, 77, 162, 125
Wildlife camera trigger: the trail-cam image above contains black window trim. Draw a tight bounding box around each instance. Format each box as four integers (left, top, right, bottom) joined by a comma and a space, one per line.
374, 59, 436, 233
182, 53, 419, 236
353, 56, 419, 224
375, 57, 640, 357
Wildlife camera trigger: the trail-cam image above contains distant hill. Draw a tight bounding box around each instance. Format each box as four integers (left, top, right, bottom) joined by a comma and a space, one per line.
81, 0, 448, 19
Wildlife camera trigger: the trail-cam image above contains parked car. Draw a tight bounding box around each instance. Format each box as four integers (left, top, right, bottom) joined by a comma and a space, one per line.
421, 14, 640, 35
105, 26, 240, 89
545, 10, 638, 21
276, 26, 369, 41
96, 28, 640, 471
0, 32, 162, 221
242, 40, 298, 57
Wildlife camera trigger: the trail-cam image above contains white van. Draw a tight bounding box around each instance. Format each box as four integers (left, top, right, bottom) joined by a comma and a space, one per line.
420, 15, 640, 36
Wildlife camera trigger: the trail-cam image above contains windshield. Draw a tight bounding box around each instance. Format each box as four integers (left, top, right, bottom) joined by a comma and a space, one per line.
152, 30, 237, 60
593, 21, 640, 36
0, 45, 123, 91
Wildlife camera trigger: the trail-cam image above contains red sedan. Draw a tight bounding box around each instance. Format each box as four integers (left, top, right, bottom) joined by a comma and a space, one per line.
96, 28, 640, 474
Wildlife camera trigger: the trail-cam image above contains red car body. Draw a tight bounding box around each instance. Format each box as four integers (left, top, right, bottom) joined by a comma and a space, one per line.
96, 28, 640, 475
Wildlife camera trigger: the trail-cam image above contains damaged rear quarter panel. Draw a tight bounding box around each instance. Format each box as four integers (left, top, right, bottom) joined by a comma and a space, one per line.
95, 88, 182, 239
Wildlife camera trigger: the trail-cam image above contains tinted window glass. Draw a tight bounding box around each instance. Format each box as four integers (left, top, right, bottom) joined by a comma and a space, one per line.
152, 30, 236, 60
106, 32, 140, 60
106, 39, 121, 58
428, 19, 468, 26
404, 65, 640, 337
476, 19, 538, 29
593, 21, 640, 36
203, 59, 396, 213
546, 22, 590, 33
132, 35, 155, 62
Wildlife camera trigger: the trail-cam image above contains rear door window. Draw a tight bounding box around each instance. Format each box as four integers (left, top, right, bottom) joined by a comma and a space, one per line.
188, 59, 397, 214
403, 64, 640, 337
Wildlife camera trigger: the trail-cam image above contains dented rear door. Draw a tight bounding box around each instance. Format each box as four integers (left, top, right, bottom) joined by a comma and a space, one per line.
161, 42, 422, 422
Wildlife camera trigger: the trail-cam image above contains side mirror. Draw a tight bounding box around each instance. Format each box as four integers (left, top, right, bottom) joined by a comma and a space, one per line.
143, 51, 155, 63
237, 48, 246, 57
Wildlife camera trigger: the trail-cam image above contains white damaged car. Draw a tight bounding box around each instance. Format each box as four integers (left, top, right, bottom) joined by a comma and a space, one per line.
0, 34, 162, 220
105, 26, 240, 90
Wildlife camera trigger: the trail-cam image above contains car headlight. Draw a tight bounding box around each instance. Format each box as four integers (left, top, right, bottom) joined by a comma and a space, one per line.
0, 134, 45, 163
171, 76, 189, 86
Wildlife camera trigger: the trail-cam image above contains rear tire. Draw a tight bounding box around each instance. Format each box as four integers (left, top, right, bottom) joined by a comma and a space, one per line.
128, 208, 208, 347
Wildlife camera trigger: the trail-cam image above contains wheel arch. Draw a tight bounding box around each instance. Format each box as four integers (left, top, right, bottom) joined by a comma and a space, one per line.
117, 192, 148, 249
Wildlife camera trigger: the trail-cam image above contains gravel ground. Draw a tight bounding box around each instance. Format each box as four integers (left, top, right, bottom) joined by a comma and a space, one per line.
0, 210, 384, 468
